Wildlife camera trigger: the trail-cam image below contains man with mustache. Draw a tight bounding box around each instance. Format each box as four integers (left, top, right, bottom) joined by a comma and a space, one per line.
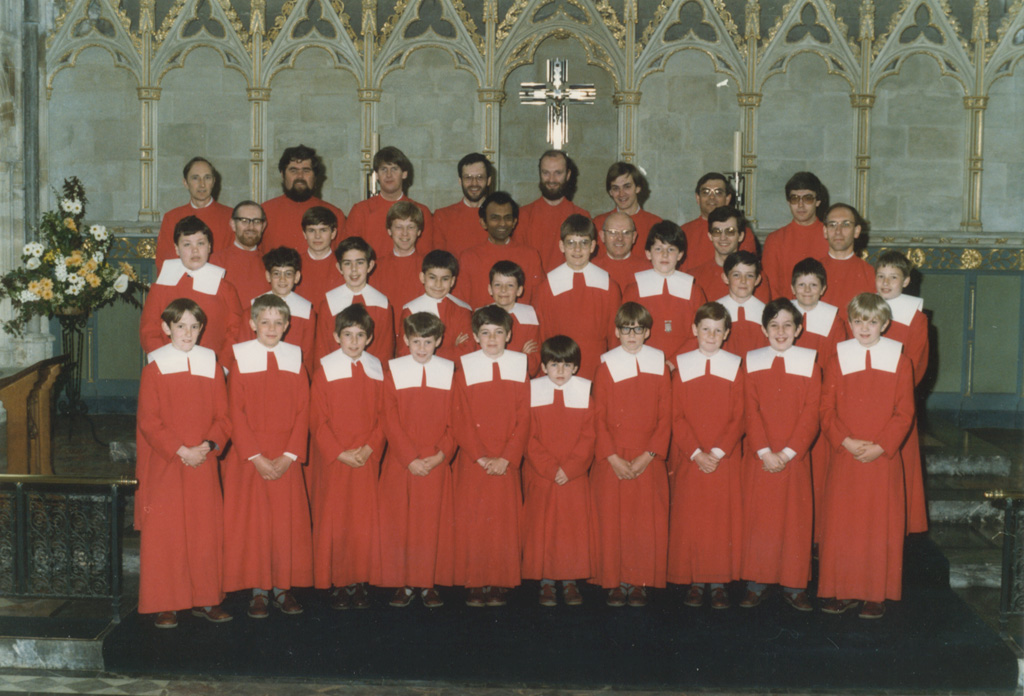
434, 152, 493, 258
262, 145, 346, 253
518, 150, 590, 273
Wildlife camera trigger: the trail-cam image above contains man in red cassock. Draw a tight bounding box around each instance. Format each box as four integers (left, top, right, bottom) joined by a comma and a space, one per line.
434, 153, 492, 257
761, 171, 829, 299
346, 146, 433, 254
818, 203, 876, 323
679, 173, 756, 272
155, 157, 233, 266
518, 150, 590, 272
592, 212, 649, 293
262, 145, 345, 253
211, 201, 271, 306
592, 162, 662, 248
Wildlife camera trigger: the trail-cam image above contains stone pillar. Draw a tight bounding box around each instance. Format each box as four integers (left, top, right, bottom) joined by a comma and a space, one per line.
137, 87, 161, 221
248, 88, 270, 201
358, 88, 381, 188
961, 0, 988, 232
737, 92, 760, 228
477, 89, 504, 166
850, 93, 874, 216
613, 91, 640, 163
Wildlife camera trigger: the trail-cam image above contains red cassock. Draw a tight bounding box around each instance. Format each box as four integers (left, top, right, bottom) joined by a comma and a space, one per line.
314, 284, 395, 363
135, 345, 230, 614
741, 346, 820, 589
591, 345, 671, 589
518, 197, 590, 272
458, 240, 544, 308
451, 350, 531, 587
397, 294, 474, 362
378, 355, 457, 589
534, 264, 621, 380
222, 340, 313, 592
296, 252, 343, 311
680, 217, 757, 272
506, 303, 542, 377
346, 194, 433, 256
261, 195, 346, 254
623, 269, 707, 360
715, 295, 769, 359
690, 259, 772, 304
885, 294, 931, 534
593, 208, 662, 249
309, 350, 386, 588
242, 292, 316, 375
210, 243, 270, 306
434, 200, 487, 258
761, 220, 829, 299
155, 201, 234, 265
819, 338, 914, 602
668, 349, 745, 585
522, 375, 595, 581
591, 250, 649, 297
374, 250, 426, 320
818, 253, 876, 322
139, 260, 244, 367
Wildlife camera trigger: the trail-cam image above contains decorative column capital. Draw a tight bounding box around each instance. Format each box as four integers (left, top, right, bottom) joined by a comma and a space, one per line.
613, 90, 641, 106
963, 96, 988, 110
850, 93, 875, 108
136, 87, 161, 100
477, 89, 506, 104
737, 92, 761, 107
247, 88, 271, 101
358, 88, 383, 102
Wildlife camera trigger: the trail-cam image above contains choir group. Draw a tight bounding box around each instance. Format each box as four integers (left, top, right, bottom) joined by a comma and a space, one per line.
135, 145, 929, 628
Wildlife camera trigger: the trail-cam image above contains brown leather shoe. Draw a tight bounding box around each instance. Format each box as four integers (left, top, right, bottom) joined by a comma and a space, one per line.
606, 586, 627, 607
272, 590, 303, 615
739, 588, 767, 609
389, 587, 414, 608
710, 586, 731, 610
684, 584, 705, 608
783, 591, 814, 612
486, 586, 508, 607
349, 583, 371, 609
421, 587, 444, 608
562, 582, 583, 606
538, 584, 557, 607
328, 587, 350, 611
858, 600, 886, 619
821, 598, 860, 615
627, 586, 648, 607
154, 611, 178, 629
466, 587, 487, 607
191, 605, 233, 623
248, 594, 270, 619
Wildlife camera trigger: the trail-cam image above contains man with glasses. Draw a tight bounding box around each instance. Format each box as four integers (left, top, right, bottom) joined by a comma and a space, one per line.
347, 146, 434, 256
592, 212, 648, 293
156, 157, 234, 266
680, 172, 757, 272
435, 153, 493, 258
690, 206, 772, 302
262, 145, 346, 253
761, 171, 830, 299
818, 202, 874, 322
211, 201, 272, 305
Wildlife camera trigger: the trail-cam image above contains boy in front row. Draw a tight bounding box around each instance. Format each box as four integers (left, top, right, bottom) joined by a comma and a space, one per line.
378, 312, 456, 608
451, 306, 530, 607
256, 246, 316, 374
310, 305, 386, 610
818, 293, 914, 619
591, 302, 671, 607
522, 335, 595, 606
223, 294, 313, 619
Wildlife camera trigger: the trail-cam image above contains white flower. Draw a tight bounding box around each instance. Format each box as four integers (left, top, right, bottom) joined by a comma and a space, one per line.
23, 242, 44, 257
53, 259, 67, 282
89, 225, 108, 241
69, 200, 82, 214
66, 284, 82, 296
19, 289, 37, 302
26, 257, 40, 270
113, 274, 129, 293
91, 251, 105, 264
60, 199, 75, 213
68, 273, 85, 287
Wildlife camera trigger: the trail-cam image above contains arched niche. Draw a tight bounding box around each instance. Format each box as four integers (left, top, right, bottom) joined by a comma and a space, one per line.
47, 47, 140, 220
757, 51, 855, 231
980, 67, 1024, 233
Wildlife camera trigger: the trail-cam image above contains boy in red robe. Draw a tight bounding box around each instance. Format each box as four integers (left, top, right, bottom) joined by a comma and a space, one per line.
819, 294, 914, 619
690, 206, 772, 303
714, 251, 769, 358
310, 304, 386, 610
740, 298, 820, 612
523, 335, 595, 606
592, 302, 672, 607
373, 201, 426, 315
487, 260, 542, 376
668, 302, 744, 610
136, 299, 232, 629
397, 250, 474, 362
223, 294, 312, 618
240, 246, 315, 374
761, 171, 829, 297
534, 215, 621, 380
451, 306, 530, 607
314, 236, 395, 363
346, 146, 434, 252
875, 251, 930, 535
296, 206, 342, 309
378, 312, 456, 608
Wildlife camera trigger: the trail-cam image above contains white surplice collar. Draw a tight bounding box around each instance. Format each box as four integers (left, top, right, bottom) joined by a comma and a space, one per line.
675, 348, 741, 383
546, 263, 609, 296
836, 337, 902, 375
717, 294, 765, 324
745, 345, 817, 376
388, 354, 454, 390
460, 349, 528, 386
530, 374, 591, 408
600, 344, 665, 383
154, 259, 225, 295
147, 343, 217, 378
633, 269, 696, 300
320, 349, 384, 382
232, 339, 303, 374
325, 283, 389, 315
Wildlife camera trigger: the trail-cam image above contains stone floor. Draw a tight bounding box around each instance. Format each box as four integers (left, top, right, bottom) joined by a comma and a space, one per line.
0, 414, 1019, 695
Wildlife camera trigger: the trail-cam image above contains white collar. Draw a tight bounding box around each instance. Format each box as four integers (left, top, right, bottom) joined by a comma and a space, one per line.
232, 339, 303, 374
320, 349, 384, 382
388, 354, 454, 390
155, 259, 225, 295
508, 303, 539, 326
326, 284, 389, 315
255, 291, 312, 320
634, 269, 696, 299
233, 241, 258, 252
600, 344, 665, 383
460, 350, 528, 386
306, 248, 333, 261
546, 263, 609, 296
745, 345, 817, 376
147, 343, 217, 378
717, 294, 765, 324
885, 293, 924, 326
798, 301, 838, 337
530, 375, 591, 408
189, 199, 214, 210
404, 293, 471, 316
675, 348, 741, 383
827, 250, 857, 261
836, 337, 902, 375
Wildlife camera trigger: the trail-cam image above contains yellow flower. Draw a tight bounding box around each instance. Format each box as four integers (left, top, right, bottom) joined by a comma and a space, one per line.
39, 278, 53, 292
86, 273, 101, 288
64, 218, 77, 231
85, 259, 98, 272
119, 262, 138, 280
77, 267, 88, 277
66, 251, 84, 267
27, 280, 42, 296
44, 251, 55, 263
40, 288, 54, 300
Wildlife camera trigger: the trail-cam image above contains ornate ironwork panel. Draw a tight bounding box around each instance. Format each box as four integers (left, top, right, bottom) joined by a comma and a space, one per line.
26, 491, 113, 596
0, 492, 15, 594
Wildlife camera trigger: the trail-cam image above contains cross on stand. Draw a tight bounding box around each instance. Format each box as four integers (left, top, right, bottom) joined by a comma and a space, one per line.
519, 59, 596, 150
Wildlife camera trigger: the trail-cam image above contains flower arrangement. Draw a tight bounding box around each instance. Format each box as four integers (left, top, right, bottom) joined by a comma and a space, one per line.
0, 177, 146, 336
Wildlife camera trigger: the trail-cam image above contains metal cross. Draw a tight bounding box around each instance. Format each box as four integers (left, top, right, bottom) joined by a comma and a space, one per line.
519, 59, 596, 150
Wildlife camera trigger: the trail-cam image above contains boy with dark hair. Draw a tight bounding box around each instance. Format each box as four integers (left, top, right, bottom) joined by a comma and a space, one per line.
690, 206, 772, 302
297, 205, 342, 308
310, 304, 386, 611
523, 335, 595, 606
374, 201, 426, 314
716, 250, 769, 358
245, 246, 316, 373
591, 302, 672, 607
761, 171, 828, 297
488, 260, 542, 376
593, 161, 662, 242
452, 305, 530, 607
398, 250, 474, 362
347, 145, 434, 254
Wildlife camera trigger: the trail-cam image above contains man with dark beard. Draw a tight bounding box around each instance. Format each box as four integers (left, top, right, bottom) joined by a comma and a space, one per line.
518, 150, 590, 272
434, 152, 493, 258
261, 145, 346, 253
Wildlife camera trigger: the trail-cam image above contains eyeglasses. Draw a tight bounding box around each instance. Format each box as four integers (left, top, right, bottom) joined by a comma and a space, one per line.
602, 229, 635, 238
709, 227, 739, 238
461, 174, 488, 183
562, 239, 592, 249
788, 194, 817, 205
233, 217, 266, 226
617, 326, 647, 335
700, 187, 726, 197
825, 219, 855, 230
